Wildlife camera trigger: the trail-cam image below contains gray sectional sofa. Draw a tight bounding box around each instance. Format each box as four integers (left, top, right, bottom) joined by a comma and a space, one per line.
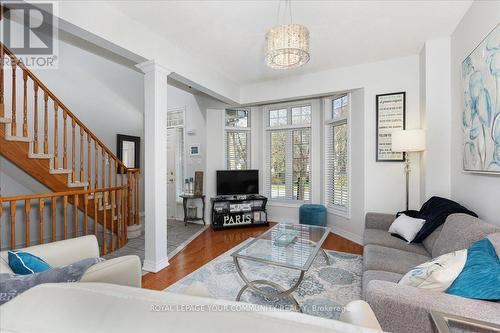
362, 212, 500, 333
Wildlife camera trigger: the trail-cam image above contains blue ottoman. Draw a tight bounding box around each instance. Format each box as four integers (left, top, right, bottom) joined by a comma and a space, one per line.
299, 204, 327, 227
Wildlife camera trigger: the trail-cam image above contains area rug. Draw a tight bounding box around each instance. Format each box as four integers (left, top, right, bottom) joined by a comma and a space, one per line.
166, 239, 363, 319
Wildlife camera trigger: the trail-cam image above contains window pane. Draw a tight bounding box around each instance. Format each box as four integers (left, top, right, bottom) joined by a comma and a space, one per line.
333, 123, 348, 207
226, 131, 248, 170
332, 95, 349, 120
291, 105, 311, 125
167, 110, 184, 127
226, 109, 249, 127
269, 108, 288, 127
270, 131, 286, 199
292, 129, 310, 201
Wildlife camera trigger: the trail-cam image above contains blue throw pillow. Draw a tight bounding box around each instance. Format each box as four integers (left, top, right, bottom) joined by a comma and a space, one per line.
7, 251, 51, 275
446, 238, 500, 301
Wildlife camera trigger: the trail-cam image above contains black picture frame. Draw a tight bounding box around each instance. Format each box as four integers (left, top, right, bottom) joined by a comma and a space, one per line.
117, 134, 140, 172
376, 92, 406, 162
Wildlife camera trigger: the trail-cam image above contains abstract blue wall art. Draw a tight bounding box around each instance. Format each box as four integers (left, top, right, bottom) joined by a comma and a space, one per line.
462, 23, 500, 173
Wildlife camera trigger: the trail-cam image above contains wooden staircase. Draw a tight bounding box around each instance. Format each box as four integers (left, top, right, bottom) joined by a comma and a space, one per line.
0, 43, 140, 254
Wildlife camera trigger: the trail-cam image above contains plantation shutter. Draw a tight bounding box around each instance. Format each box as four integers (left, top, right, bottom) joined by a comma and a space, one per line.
326, 120, 349, 209
224, 109, 250, 170
267, 128, 311, 201
225, 130, 249, 170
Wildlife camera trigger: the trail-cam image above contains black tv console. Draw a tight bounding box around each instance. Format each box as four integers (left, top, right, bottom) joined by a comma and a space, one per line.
210, 195, 268, 230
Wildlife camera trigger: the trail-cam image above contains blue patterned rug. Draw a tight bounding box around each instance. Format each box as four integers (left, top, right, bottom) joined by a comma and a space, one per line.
166, 239, 363, 319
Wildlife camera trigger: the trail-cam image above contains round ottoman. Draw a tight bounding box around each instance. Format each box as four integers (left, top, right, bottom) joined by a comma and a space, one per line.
299, 204, 327, 227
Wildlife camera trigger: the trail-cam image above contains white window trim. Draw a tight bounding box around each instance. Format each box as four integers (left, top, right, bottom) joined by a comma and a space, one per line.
167, 107, 186, 204
224, 109, 251, 170
263, 100, 313, 204
323, 95, 352, 219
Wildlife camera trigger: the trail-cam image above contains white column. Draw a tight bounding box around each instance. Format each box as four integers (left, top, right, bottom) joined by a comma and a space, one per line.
136, 60, 170, 272
419, 38, 452, 202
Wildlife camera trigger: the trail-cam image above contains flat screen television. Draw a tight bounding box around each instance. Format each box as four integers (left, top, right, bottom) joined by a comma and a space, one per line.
216, 170, 259, 196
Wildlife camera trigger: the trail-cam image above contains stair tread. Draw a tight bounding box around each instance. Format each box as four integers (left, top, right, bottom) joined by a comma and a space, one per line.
5, 135, 33, 142
68, 181, 89, 188
28, 153, 54, 159
49, 168, 72, 174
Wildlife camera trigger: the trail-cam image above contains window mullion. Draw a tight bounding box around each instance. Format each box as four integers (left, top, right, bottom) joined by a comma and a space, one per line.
285, 130, 294, 200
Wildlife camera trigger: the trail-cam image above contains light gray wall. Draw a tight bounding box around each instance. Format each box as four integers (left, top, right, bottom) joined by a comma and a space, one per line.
450, 1, 500, 225
166, 84, 229, 219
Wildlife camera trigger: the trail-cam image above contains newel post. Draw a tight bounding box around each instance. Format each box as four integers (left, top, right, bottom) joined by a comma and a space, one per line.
136, 60, 170, 273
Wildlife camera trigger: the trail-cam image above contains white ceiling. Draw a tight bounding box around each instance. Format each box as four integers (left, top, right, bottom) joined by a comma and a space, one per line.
111, 1, 471, 85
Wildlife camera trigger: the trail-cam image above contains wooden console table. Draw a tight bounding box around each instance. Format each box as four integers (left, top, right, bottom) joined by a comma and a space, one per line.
180, 194, 206, 226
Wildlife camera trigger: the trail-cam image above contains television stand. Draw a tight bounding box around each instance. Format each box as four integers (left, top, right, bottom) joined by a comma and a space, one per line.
211, 195, 268, 230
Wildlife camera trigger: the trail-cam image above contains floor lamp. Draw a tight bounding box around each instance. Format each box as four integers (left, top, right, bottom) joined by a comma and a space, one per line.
391, 129, 426, 211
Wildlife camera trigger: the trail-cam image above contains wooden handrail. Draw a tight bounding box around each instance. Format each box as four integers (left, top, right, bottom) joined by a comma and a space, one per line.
0, 186, 126, 202
0, 43, 135, 172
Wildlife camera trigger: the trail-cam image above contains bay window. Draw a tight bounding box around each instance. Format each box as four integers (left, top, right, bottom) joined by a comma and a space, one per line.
266, 104, 311, 202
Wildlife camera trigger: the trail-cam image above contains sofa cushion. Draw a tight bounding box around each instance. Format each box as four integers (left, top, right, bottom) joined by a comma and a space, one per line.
362, 270, 402, 299
487, 233, 500, 257
410, 196, 478, 243
422, 225, 443, 254
0, 257, 13, 274
432, 213, 500, 258
364, 228, 429, 256
363, 244, 431, 274
0, 235, 99, 268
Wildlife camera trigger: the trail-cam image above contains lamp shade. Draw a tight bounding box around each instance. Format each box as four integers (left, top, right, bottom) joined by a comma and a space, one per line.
391, 129, 426, 152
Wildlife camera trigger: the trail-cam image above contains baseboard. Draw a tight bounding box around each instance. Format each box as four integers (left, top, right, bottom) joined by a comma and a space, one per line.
331, 227, 363, 245
142, 257, 170, 273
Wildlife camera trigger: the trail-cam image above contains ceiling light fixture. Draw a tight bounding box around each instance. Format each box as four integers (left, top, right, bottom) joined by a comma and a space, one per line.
265, 0, 310, 70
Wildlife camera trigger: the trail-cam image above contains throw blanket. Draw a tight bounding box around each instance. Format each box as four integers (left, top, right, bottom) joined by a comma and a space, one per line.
398, 196, 477, 243
0, 257, 103, 305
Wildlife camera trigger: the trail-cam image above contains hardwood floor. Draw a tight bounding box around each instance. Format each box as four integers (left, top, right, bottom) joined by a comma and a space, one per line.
142, 223, 363, 291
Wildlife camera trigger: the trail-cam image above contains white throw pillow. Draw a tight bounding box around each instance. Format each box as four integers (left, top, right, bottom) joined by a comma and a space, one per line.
399, 250, 468, 291
388, 214, 426, 243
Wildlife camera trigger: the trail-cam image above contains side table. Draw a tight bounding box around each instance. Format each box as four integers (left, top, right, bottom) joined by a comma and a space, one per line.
180, 194, 206, 226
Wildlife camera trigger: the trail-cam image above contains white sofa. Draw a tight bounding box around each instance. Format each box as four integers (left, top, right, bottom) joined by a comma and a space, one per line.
0, 282, 383, 333
0, 235, 383, 332
0, 235, 142, 288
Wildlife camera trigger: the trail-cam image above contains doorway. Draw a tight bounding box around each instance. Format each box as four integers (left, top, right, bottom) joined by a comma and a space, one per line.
165, 107, 206, 257
167, 108, 185, 219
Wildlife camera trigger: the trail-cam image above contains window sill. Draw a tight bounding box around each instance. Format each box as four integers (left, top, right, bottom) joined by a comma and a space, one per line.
327, 207, 351, 219
267, 201, 305, 208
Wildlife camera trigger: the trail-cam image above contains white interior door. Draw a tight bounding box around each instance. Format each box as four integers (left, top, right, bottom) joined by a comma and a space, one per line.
167, 128, 178, 219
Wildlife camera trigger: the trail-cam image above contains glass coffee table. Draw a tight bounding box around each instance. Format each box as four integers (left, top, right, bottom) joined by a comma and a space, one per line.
230, 223, 331, 312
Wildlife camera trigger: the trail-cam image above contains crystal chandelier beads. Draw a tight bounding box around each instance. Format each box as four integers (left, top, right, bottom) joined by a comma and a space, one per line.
265, 24, 310, 69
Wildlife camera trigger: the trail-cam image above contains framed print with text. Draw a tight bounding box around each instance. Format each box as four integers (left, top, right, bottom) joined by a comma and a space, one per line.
376, 92, 406, 161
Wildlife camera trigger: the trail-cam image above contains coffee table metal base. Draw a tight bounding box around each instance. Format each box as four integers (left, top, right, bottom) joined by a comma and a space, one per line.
233, 249, 331, 312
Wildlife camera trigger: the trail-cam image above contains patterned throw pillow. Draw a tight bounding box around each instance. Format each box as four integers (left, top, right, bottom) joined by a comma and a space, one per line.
399, 250, 467, 291
0, 257, 103, 305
